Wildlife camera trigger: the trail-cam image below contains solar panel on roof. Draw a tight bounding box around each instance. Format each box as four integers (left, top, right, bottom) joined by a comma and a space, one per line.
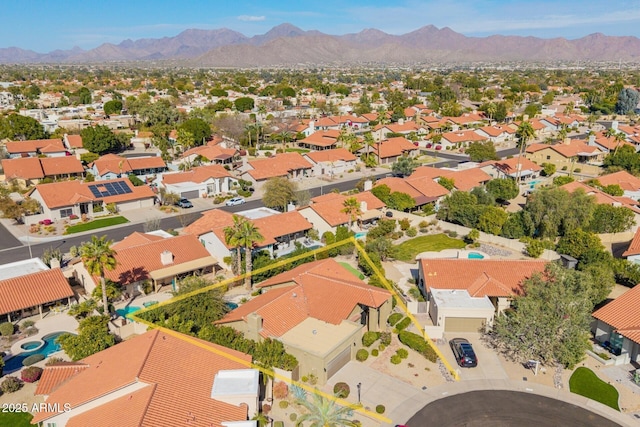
117, 181, 132, 194
89, 186, 102, 198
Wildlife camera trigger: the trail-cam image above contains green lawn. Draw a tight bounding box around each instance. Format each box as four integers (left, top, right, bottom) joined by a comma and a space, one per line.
64, 216, 129, 234
392, 234, 466, 261
0, 411, 34, 427
339, 262, 365, 280
285, 148, 310, 154
569, 367, 620, 411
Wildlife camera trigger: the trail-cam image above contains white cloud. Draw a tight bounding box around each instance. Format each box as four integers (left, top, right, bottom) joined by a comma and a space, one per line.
237, 15, 266, 22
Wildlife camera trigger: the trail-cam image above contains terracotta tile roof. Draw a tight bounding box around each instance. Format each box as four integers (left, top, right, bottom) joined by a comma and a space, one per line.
161, 164, 231, 185
444, 112, 485, 125
593, 284, 640, 345
592, 133, 632, 151
111, 232, 167, 251
1, 157, 44, 179
481, 157, 542, 176
404, 176, 450, 199
525, 143, 550, 154
218, 259, 391, 337
477, 125, 516, 137
305, 148, 356, 163
0, 268, 74, 316
597, 171, 640, 192
35, 363, 89, 395
299, 131, 339, 148
411, 166, 492, 192
381, 122, 426, 134
89, 154, 132, 175
441, 130, 487, 144
246, 152, 313, 181
309, 191, 385, 227
33, 329, 252, 426
530, 140, 602, 158
360, 113, 378, 122
622, 227, 640, 257
374, 177, 445, 205
40, 156, 85, 176
33, 178, 154, 209
102, 233, 214, 285
127, 156, 166, 170
420, 259, 547, 297
65, 134, 83, 148
374, 137, 418, 159
561, 181, 640, 214
5, 138, 65, 154
183, 209, 236, 237
182, 144, 237, 162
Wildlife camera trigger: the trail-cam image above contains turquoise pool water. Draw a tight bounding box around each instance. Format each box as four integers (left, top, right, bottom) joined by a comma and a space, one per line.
468, 252, 485, 259
226, 302, 239, 310
4, 331, 71, 373
355, 231, 368, 239
116, 306, 141, 318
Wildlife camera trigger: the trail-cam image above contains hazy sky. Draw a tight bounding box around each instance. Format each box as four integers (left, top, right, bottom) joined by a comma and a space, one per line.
4, 0, 640, 52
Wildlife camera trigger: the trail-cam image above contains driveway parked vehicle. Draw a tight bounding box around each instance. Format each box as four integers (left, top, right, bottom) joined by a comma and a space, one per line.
176, 198, 193, 208
449, 338, 478, 368
225, 197, 245, 206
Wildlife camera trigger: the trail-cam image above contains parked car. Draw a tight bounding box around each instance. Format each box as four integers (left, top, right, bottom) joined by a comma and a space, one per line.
176, 198, 193, 208
226, 197, 246, 206
449, 338, 478, 368
385, 210, 394, 218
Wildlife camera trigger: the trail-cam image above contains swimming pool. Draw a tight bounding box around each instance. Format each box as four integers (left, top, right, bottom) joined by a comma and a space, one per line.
527, 179, 543, 189
355, 231, 368, 239
116, 306, 141, 318
225, 302, 239, 310
4, 331, 71, 373
468, 252, 485, 259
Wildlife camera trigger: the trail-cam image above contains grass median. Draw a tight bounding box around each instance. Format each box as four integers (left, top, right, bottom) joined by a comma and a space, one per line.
64, 216, 129, 234
569, 367, 620, 411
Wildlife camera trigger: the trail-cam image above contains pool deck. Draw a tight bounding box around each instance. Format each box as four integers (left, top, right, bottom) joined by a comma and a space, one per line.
8, 313, 78, 359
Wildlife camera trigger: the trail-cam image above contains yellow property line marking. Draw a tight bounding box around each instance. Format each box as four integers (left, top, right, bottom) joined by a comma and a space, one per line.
130, 235, 454, 423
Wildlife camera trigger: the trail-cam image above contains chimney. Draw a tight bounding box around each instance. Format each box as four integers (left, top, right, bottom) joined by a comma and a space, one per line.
360, 201, 368, 212
563, 137, 571, 145
363, 180, 373, 191
287, 202, 296, 212
612, 120, 619, 131
49, 258, 61, 269
588, 134, 596, 145
246, 313, 263, 341
160, 250, 173, 265
398, 118, 404, 125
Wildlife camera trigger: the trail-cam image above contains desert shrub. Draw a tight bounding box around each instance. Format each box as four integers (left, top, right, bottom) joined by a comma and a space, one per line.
371, 349, 379, 357
19, 320, 35, 331
0, 376, 21, 393
333, 382, 350, 398
308, 374, 318, 385
398, 331, 438, 362
418, 220, 429, 229
390, 355, 402, 364
0, 322, 15, 336
376, 404, 386, 414
395, 317, 411, 331
262, 404, 271, 414
279, 401, 289, 409
290, 413, 297, 422
362, 331, 380, 347
396, 348, 409, 359
406, 227, 417, 237
23, 354, 45, 366
274, 422, 284, 427
399, 218, 411, 230
356, 349, 369, 362
273, 381, 289, 399
301, 375, 308, 383
21, 366, 43, 383
379, 332, 392, 346
45, 357, 65, 366
387, 313, 403, 326
378, 344, 386, 351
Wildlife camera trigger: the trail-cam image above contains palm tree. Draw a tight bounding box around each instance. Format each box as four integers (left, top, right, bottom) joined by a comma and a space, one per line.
295, 392, 359, 427
229, 217, 264, 290
515, 121, 535, 182
223, 214, 245, 275
341, 197, 362, 231
80, 235, 117, 314
613, 131, 626, 155
486, 102, 497, 123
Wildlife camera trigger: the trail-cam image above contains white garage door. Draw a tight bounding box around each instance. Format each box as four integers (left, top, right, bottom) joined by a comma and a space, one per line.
444, 317, 486, 333
326, 347, 351, 379
180, 190, 199, 199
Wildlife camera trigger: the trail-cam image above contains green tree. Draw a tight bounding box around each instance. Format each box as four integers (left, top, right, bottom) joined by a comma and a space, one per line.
466, 141, 499, 162
486, 178, 518, 202
72, 87, 92, 105
103, 99, 123, 115
556, 229, 605, 260
436, 191, 482, 228
387, 191, 416, 211
371, 184, 391, 204
295, 389, 359, 427
0, 114, 46, 140
262, 177, 298, 211
615, 88, 640, 114
438, 177, 455, 191
487, 264, 594, 368
553, 175, 574, 186
234, 97, 255, 112
57, 316, 115, 361
179, 118, 211, 145
236, 219, 264, 290
80, 235, 117, 313
176, 128, 195, 151
341, 197, 362, 231
391, 156, 419, 177
603, 144, 640, 174
541, 163, 556, 176
601, 184, 624, 197
81, 125, 124, 155
477, 206, 508, 235
224, 214, 246, 275
588, 204, 635, 234
515, 121, 535, 181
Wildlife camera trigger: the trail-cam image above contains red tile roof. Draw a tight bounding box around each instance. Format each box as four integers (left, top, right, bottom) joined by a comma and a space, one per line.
246, 152, 312, 181
299, 131, 339, 148
308, 191, 385, 227
161, 164, 231, 185
182, 144, 237, 162
593, 284, 640, 345
1, 157, 44, 179
217, 259, 391, 337
0, 268, 74, 316
561, 181, 640, 214
65, 134, 83, 149
411, 166, 491, 191
5, 138, 65, 154
305, 147, 356, 163
442, 130, 487, 144
33, 178, 154, 209
375, 176, 447, 205
40, 156, 85, 176
33, 329, 252, 427
480, 157, 542, 176
35, 363, 89, 395
420, 259, 547, 297
374, 137, 418, 159
597, 171, 640, 192
622, 227, 640, 257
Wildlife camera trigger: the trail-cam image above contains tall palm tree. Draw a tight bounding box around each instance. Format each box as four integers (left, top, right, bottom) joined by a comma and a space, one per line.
80, 235, 117, 313
235, 218, 264, 290
223, 214, 245, 275
613, 131, 626, 155
486, 102, 497, 123
515, 121, 535, 182
341, 197, 362, 231
295, 392, 359, 427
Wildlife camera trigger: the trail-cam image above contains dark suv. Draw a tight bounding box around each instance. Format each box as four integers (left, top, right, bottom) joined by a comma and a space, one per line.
449, 338, 478, 367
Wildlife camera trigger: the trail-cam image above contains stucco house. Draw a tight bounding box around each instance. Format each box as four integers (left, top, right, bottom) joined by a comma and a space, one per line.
5, 138, 67, 158
215, 258, 392, 385
159, 164, 236, 200
303, 148, 357, 177
526, 139, 604, 176
88, 154, 167, 181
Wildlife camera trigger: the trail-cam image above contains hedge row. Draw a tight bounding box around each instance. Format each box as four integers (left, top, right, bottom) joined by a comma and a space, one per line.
398, 331, 437, 362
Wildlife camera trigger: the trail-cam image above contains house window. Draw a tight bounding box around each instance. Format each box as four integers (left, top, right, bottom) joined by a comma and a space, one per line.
60, 208, 72, 218
46, 423, 57, 427
546, 155, 551, 160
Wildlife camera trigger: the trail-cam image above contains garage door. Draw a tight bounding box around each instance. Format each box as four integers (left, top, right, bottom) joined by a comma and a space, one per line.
326, 347, 351, 379
444, 317, 486, 333
180, 190, 199, 199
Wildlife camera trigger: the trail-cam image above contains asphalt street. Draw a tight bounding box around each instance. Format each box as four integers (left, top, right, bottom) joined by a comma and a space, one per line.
406, 390, 622, 427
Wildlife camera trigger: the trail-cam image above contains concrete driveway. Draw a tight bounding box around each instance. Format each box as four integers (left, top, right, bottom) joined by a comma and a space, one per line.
437, 333, 509, 381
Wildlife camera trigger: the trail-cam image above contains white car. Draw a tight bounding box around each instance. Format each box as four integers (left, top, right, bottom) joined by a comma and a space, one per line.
225, 197, 246, 206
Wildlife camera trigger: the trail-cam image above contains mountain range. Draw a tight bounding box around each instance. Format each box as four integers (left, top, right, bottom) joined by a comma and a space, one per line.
1, 23, 639, 65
